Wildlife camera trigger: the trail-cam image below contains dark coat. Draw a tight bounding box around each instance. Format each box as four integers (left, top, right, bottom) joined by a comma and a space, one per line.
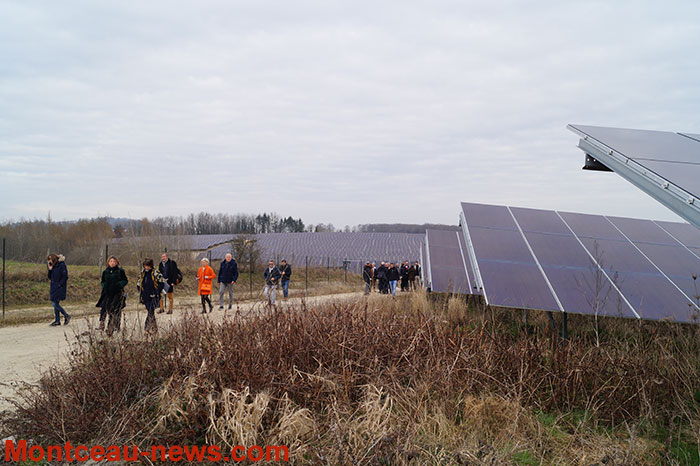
218, 259, 239, 283
407, 265, 417, 281
264, 266, 281, 286
375, 265, 388, 281
400, 264, 409, 278
279, 263, 292, 282
387, 267, 400, 281
363, 265, 373, 283
158, 259, 181, 287
97, 266, 128, 311
137, 268, 164, 306
48, 257, 68, 302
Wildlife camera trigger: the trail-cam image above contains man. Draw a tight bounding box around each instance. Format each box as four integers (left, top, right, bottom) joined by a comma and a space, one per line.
279, 259, 292, 298
400, 261, 410, 292
263, 260, 282, 306
387, 262, 400, 296
413, 261, 422, 289
362, 261, 373, 295
158, 253, 181, 314
218, 253, 239, 310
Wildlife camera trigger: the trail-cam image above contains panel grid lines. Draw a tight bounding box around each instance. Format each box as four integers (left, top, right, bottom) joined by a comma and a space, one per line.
554, 211, 640, 319
507, 206, 564, 312
605, 216, 698, 312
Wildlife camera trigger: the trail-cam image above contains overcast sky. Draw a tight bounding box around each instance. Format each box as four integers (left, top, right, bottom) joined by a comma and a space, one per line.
1, 1, 699, 227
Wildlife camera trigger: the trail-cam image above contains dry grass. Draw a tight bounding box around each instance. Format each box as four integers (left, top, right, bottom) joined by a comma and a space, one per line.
3, 292, 700, 464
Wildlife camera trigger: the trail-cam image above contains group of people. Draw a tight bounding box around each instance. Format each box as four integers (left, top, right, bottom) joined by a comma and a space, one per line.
47, 251, 294, 334
362, 261, 421, 296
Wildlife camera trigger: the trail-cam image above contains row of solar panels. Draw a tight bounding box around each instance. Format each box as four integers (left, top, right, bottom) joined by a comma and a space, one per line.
424, 202, 700, 324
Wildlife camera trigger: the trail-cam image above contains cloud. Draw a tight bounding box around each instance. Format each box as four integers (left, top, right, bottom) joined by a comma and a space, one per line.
1, 1, 699, 225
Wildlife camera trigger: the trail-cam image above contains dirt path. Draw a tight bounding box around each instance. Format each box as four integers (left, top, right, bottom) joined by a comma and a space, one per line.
0, 292, 362, 412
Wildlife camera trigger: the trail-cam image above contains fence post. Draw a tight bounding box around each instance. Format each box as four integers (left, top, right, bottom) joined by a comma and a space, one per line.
249, 253, 253, 298
327, 257, 330, 285
344, 258, 347, 283
305, 256, 308, 297
104, 244, 109, 269
2, 238, 5, 320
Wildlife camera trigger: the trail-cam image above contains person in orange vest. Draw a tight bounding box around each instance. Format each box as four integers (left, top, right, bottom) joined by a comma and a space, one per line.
197, 258, 216, 313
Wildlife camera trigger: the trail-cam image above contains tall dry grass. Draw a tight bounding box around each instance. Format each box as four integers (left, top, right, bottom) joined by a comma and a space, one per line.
3, 292, 700, 464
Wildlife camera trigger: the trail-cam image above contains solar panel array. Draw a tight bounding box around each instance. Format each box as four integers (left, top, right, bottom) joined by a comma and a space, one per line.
204, 232, 423, 272
461, 202, 700, 323
424, 229, 475, 294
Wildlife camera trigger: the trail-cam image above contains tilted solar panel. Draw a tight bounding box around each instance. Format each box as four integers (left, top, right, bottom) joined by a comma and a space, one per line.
461, 202, 700, 323
568, 124, 700, 229
424, 229, 472, 294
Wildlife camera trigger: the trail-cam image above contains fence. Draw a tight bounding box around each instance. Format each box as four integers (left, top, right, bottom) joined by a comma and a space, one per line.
0, 240, 370, 318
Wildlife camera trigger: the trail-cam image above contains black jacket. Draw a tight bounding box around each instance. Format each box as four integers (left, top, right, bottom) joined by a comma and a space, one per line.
218, 259, 239, 283
158, 259, 181, 286
363, 265, 373, 283
387, 267, 400, 281
279, 264, 292, 282
101, 266, 128, 296
264, 266, 281, 286
48, 257, 68, 302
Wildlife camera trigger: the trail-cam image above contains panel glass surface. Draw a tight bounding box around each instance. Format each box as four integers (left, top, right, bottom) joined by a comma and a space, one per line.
469, 227, 538, 263
558, 212, 626, 240
478, 262, 559, 310
654, 221, 700, 248
510, 207, 571, 234
426, 230, 469, 294
571, 125, 700, 164
461, 202, 517, 230
457, 230, 477, 292
607, 216, 678, 245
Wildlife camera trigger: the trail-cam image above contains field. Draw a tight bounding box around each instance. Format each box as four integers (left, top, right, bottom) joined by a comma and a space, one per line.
0, 261, 363, 327
1, 291, 699, 465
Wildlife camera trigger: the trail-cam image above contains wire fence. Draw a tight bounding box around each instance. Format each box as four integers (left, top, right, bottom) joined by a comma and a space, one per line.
0, 239, 379, 318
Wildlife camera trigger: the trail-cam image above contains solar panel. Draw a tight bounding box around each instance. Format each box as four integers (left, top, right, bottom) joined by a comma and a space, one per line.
461, 202, 700, 323
568, 124, 700, 229
424, 229, 473, 294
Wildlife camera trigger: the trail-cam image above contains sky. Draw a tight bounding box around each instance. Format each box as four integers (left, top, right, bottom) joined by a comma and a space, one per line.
1, 1, 699, 228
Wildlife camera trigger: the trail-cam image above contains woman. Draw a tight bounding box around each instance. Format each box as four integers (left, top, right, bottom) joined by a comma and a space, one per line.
137, 258, 164, 334
47, 253, 71, 326
97, 256, 128, 335
197, 258, 216, 313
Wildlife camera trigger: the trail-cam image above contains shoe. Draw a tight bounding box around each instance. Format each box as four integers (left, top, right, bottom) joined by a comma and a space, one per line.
158, 309, 165, 314
227, 305, 232, 310
218, 306, 224, 310
50, 321, 61, 326
166, 310, 173, 315
64, 315, 71, 325
209, 306, 213, 313
201, 309, 207, 314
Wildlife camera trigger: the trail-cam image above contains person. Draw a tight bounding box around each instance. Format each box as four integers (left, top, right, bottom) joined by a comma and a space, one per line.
158, 253, 181, 314
376, 262, 389, 294
387, 262, 400, 296
97, 256, 128, 336
217, 253, 239, 310
263, 260, 281, 306
47, 253, 71, 326
407, 263, 417, 290
400, 261, 410, 292
370, 262, 377, 291
279, 259, 292, 298
137, 258, 164, 334
362, 261, 373, 295
197, 258, 216, 314
413, 261, 422, 289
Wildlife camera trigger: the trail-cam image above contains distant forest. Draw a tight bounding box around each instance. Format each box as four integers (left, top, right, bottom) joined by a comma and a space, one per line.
0, 212, 457, 263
